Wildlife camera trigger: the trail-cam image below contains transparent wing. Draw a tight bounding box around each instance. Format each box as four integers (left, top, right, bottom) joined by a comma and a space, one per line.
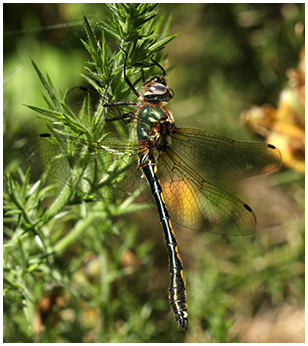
23, 133, 140, 199
157, 148, 256, 235
65, 86, 102, 116
170, 127, 282, 180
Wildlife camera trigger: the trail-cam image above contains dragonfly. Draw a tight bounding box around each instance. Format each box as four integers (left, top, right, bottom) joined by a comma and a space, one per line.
23, 48, 282, 329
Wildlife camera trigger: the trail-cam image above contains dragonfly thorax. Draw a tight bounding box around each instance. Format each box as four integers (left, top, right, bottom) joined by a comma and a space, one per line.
141, 76, 174, 105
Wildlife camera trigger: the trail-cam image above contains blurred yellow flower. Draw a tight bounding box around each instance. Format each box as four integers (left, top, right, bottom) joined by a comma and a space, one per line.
241, 47, 305, 174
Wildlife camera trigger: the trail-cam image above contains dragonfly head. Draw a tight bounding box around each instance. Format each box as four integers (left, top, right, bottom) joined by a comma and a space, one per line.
141, 76, 174, 104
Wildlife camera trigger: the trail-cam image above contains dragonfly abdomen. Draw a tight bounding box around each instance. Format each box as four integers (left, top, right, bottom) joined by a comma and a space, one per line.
141, 153, 188, 329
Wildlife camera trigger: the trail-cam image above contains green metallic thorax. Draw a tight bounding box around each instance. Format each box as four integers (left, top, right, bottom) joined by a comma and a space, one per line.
137, 103, 167, 141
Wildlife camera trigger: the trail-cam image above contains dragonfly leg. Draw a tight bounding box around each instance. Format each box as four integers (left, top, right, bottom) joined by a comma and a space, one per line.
103, 102, 137, 122
151, 55, 166, 77
119, 45, 141, 99
102, 66, 138, 122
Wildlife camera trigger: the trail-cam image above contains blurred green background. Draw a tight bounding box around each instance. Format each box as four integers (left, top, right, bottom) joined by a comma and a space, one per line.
4, 3, 304, 342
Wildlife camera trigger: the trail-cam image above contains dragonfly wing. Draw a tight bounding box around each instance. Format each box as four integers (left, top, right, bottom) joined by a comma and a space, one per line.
170, 127, 282, 180
157, 148, 256, 235
23, 133, 140, 199
65, 86, 102, 116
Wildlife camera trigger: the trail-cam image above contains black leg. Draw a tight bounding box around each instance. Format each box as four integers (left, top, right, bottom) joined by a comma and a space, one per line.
104, 111, 134, 122
103, 67, 138, 122
151, 55, 166, 77
104, 101, 138, 107
119, 45, 141, 99
103, 101, 137, 122
103, 70, 113, 121
103, 46, 142, 123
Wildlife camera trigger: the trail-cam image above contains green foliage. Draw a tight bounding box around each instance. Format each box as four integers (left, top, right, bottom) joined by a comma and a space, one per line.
22, 4, 176, 141
4, 3, 304, 343
82, 3, 176, 108
4, 4, 177, 342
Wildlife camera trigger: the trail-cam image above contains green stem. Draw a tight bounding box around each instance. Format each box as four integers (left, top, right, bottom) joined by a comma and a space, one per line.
53, 213, 98, 254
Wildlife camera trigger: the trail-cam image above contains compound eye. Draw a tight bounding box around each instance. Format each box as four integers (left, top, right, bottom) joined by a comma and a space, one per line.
149, 83, 167, 95
168, 87, 174, 98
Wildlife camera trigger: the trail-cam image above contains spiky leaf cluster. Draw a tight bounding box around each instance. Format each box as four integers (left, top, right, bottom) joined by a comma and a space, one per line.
82, 3, 176, 103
